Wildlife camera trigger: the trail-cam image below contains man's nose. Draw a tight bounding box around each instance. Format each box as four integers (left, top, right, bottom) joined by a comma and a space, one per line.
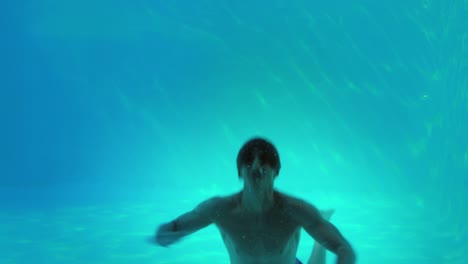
251, 157, 263, 170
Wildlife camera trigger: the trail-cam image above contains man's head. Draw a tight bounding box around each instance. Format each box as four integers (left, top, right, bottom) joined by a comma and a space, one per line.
236, 137, 281, 180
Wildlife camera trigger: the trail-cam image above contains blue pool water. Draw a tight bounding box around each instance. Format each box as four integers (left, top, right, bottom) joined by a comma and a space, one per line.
1, 1, 467, 263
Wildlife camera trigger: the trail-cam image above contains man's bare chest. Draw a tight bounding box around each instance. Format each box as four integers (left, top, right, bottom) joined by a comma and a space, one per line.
215, 209, 300, 255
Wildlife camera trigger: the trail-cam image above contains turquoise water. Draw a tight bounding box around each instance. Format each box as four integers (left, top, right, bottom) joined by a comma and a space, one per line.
2, 0, 467, 263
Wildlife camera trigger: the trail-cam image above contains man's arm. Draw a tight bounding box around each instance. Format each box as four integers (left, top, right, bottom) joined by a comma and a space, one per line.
292, 200, 356, 264
154, 196, 221, 247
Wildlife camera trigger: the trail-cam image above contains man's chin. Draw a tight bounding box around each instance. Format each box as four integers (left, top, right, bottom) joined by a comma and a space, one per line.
251, 175, 265, 184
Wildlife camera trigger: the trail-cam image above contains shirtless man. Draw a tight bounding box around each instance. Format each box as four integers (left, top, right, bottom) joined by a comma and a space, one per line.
153, 137, 356, 264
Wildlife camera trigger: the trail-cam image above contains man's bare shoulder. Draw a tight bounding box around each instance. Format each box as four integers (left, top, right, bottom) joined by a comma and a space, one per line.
197, 193, 240, 216
211, 192, 239, 205
275, 191, 311, 208
221, 192, 243, 209
275, 191, 322, 222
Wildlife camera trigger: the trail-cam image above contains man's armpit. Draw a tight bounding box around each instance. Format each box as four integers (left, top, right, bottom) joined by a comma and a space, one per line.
311, 221, 347, 252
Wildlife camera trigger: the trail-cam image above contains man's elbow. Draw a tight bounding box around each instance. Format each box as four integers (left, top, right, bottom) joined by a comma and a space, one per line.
336, 245, 356, 264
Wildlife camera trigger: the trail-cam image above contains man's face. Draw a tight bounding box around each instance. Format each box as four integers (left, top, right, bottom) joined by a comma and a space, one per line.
239, 151, 277, 186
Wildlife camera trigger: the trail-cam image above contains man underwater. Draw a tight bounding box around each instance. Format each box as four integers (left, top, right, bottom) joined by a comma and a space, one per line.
153, 137, 356, 264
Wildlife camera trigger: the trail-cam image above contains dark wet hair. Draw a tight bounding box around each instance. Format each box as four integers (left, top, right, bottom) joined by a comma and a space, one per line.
236, 137, 281, 178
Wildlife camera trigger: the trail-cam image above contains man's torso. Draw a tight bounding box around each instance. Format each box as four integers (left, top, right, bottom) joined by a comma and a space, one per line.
214, 191, 302, 264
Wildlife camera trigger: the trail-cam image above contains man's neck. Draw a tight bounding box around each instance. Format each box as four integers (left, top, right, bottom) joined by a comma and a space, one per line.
241, 185, 275, 213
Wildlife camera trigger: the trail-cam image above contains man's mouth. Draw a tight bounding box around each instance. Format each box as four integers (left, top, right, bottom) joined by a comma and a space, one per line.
251, 171, 263, 179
